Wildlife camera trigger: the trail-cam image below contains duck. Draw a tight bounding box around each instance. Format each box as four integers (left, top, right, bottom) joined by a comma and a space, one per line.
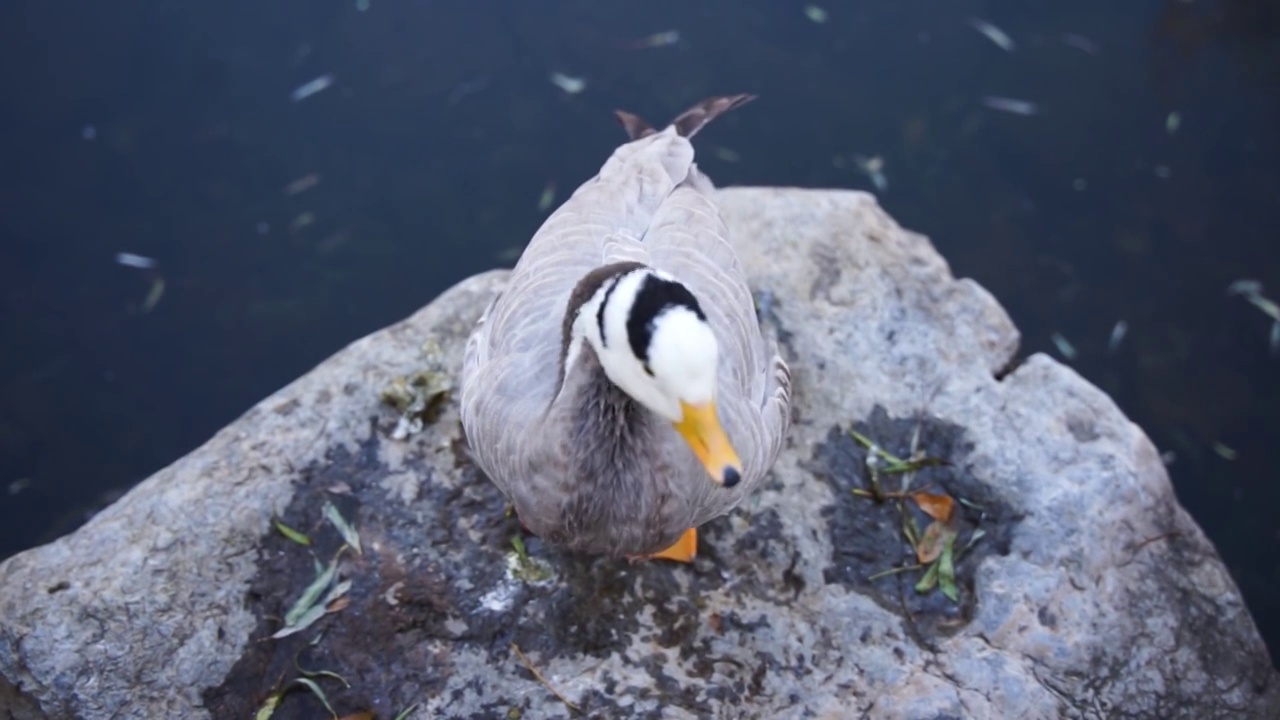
459, 95, 791, 563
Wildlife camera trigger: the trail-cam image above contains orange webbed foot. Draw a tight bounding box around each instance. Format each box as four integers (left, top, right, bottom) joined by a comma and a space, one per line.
627, 528, 698, 564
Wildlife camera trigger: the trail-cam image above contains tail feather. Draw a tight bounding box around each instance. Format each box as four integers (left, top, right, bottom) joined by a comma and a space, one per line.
613, 110, 657, 140
613, 94, 757, 141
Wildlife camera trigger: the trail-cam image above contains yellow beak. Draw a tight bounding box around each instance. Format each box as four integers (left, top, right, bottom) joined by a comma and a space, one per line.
673, 400, 743, 488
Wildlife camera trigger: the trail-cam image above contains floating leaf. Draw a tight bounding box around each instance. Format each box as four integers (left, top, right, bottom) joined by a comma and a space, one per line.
938, 533, 959, 601
255, 692, 284, 720
274, 520, 312, 546
915, 561, 940, 593
915, 521, 956, 564
912, 492, 955, 523
323, 501, 362, 555
290, 677, 338, 718
511, 535, 529, 564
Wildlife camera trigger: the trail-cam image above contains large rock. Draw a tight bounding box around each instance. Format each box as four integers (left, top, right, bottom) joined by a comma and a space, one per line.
1, 188, 1275, 720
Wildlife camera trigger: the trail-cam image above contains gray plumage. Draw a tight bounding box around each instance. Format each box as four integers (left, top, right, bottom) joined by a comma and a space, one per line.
459, 95, 791, 558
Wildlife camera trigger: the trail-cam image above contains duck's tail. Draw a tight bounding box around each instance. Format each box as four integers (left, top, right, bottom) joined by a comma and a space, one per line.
614, 94, 757, 141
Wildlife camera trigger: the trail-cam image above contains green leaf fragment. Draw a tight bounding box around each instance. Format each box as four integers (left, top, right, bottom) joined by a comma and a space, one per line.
915, 561, 940, 593
323, 501, 362, 555
274, 520, 312, 546
867, 564, 921, 581
938, 533, 959, 602
290, 677, 339, 719
902, 512, 921, 551
275, 579, 352, 638
962, 528, 986, 554
284, 558, 339, 627
881, 456, 946, 475
276, 604, 328, 640
393, 704, 421, 720
255, 692, 284, 720
298, 666, 351, 688
511, 535, 528, 563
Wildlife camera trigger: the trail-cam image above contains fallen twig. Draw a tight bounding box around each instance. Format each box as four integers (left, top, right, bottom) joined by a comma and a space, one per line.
511, 642, 579, 712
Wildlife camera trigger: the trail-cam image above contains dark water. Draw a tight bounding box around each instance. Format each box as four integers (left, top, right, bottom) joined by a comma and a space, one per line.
1, 0, 1277, 662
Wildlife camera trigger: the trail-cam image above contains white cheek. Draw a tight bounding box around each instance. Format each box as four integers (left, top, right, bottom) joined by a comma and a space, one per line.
648, 313, 719, 405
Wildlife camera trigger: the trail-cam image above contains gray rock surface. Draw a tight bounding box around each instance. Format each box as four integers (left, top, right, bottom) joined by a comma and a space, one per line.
1, 187, 1276, 720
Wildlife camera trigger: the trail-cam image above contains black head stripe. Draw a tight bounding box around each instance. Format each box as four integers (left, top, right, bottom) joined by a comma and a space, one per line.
626, 274, 706, 365
554, 262, 646, 399
597, 275, 623, 347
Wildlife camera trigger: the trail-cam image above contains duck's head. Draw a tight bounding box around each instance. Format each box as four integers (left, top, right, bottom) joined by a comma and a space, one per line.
570, 265, 743, 488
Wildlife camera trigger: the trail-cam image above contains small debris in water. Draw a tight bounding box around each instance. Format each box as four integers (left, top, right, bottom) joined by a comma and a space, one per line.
1108, 320, 1128, 353
291, 74, 335, 103
1160, 451, 1177, 466
854, 155, 888, 192
355, 0, 369, 10
1073, 178, 1087, 191
1213, 442, 1238, 461
968, 17, 1015, 52
549, 72, 586, 95
1227, 279, 1280, 321
981, 96, 1038, 116
1051, 332, 1077, 360
537, 181, 557, 212
289, 212, 315, 233
1154, 165, 1171, 179
81, 125, 97, 141
1061, 33, 1100, 55
805, 5, 829, 24
622, 30, 680, 49
712, 146, 741, 163
140, 277, 166, 314
115, 252, 157, 269
446, 76, 490, 106
284, 173, 321, 196
1165, 112, 1181, 135
1226, 278, 1263, 297
6, 478, 32, 496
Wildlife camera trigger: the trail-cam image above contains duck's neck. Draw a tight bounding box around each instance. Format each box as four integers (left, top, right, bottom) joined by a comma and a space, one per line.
560, 346, 658, 480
